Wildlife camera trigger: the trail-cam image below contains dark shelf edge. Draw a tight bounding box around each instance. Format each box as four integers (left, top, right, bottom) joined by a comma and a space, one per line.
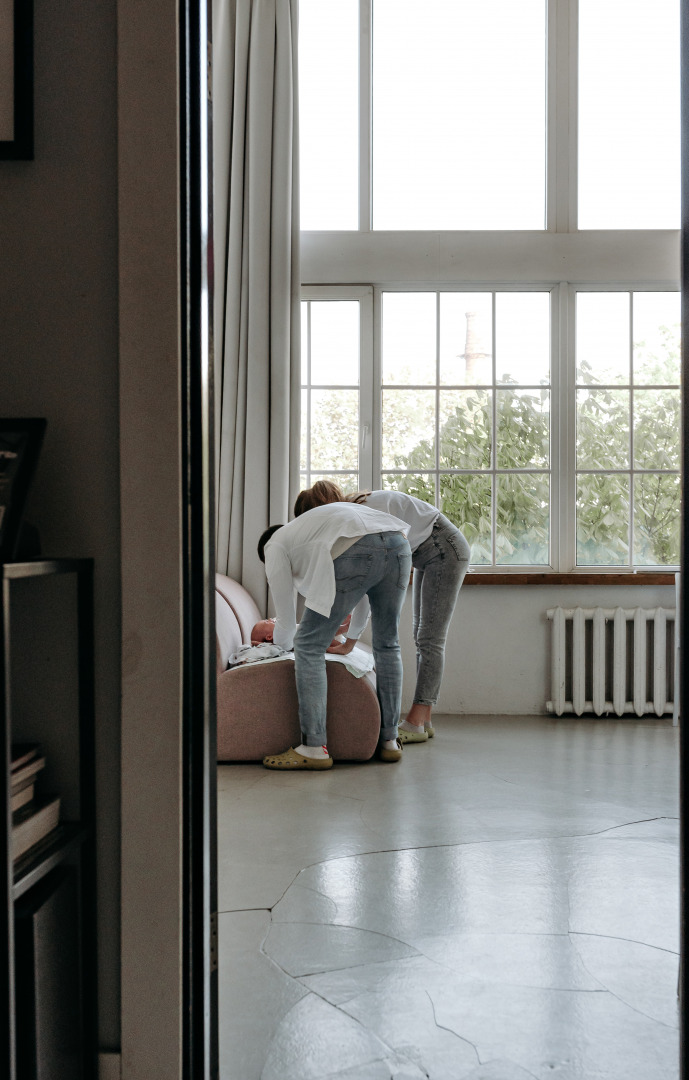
12, 822, 90, 899
3, 558, 93, 580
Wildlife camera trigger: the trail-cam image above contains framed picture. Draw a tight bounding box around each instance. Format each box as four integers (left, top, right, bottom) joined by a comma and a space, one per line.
0, 418, 46, 561
0, 0, 33, 160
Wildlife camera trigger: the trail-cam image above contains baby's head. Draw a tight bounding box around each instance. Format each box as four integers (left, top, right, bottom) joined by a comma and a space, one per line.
251, 618, 275, 645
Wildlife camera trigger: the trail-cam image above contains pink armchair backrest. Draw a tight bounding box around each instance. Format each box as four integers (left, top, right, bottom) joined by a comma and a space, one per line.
215, 574, 264, 673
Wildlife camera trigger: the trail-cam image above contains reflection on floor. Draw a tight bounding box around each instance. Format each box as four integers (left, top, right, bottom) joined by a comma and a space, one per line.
217, 715, 679, 1080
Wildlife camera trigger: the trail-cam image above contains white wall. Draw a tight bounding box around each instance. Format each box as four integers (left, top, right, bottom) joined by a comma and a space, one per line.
398, 582, 676, 715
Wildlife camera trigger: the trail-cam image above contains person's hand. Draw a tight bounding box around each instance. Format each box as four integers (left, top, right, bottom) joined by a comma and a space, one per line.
326, 636, 357, 655
251, 618, 275, 645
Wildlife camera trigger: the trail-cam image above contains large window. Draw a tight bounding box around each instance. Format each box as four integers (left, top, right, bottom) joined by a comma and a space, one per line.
301, 287, 680, 571
298, 2, 681, 572
300, 0, 680, 232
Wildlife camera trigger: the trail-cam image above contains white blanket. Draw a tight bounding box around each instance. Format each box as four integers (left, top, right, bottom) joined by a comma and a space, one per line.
226, 643, 374, 679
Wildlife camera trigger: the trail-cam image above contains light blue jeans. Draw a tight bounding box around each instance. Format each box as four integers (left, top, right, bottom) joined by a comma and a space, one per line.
412, 514, 471, 706
293, 531, 412, 747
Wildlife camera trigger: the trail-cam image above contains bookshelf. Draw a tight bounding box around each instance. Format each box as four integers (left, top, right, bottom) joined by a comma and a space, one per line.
1, 559, 97, 1080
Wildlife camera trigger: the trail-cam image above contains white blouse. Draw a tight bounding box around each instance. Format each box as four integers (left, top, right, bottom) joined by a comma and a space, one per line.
362, 490, 439, 552
264, 502, 408, 650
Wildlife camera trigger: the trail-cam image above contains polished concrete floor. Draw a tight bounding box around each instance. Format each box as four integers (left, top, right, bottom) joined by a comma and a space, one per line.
217, 716, 679, 1080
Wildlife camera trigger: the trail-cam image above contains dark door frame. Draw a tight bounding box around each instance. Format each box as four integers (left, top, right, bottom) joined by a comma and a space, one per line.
180, 0, 218, 1077
681, 4, 688, 1079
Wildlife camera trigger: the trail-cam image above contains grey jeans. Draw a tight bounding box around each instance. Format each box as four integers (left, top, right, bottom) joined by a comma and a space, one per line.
294, 531, 412, 745
411, 513, 471, 706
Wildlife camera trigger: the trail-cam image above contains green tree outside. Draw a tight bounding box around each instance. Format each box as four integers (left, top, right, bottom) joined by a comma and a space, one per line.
305, 323, 680, 567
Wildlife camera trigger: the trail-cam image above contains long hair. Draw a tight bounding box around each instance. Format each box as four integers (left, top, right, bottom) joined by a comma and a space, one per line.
345, 491, 372, 504
293, 479, 345, 517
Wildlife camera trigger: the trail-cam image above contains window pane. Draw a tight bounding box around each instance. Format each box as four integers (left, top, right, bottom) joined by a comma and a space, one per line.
299, 0, 358, 229
576, 293, 630, 385
310, 389, 359, 470
633, 292, 681, 385
381, 390, 436, 469
495, 293, 550, 385
577, 390, 630, 470
440, 474, 492, 565
372, 0, 546, 229
301, 302, 308, 383
439, 294, 492, 385
579, 0, 680, 228
382, 473, 436, 507
300, 388, 308, 469
496, 474, 549, 565
310, 302, 359, 385
382, 293, 436, 384
310, 473, 360, 495
576, 474, 630, 566
497, 390, 549, 469
634, 390, 680, 471
438, 391, 491, 469
634, 474, 680, 565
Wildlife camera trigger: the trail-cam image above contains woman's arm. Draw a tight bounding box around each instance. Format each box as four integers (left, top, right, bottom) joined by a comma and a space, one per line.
326, 596, 369, 655
264, 545, 298, 649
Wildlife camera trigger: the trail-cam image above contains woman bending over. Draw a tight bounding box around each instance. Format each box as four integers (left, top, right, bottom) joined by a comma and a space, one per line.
255, 499, 412, 769
294, 481, 471, 742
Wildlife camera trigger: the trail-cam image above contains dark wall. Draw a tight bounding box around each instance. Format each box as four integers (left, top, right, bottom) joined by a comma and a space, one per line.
0, 0, 120, 1048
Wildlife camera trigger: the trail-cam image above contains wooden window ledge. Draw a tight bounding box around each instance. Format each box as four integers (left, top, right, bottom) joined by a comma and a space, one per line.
463, 572, 676, 585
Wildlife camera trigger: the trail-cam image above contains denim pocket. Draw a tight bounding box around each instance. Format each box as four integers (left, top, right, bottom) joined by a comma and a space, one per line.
444, 529, 471, 563
335, 552, 374, 592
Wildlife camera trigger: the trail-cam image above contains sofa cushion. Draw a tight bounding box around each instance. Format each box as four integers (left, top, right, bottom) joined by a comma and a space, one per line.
216, 592, 243, 673
215, 573, 381, 762
216, 573, 262, 643
217, 659, 379, 761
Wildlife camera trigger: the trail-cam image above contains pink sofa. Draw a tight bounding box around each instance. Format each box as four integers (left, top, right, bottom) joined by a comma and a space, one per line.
215, 573, 381, 761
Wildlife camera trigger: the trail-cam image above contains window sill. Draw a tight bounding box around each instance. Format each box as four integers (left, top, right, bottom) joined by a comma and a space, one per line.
463, 571, 677, 586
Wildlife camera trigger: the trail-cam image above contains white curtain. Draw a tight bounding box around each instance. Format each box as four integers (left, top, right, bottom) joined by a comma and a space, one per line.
213, 0, 301, 608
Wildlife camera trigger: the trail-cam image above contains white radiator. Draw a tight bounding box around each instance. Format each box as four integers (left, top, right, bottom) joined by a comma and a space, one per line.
546, 606, 677, 718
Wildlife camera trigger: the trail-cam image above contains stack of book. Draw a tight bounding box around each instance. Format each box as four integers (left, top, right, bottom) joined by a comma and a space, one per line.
10, 743, 60, 861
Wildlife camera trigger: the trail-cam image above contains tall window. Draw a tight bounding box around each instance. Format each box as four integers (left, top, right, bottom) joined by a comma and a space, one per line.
298, 2, 681, 572
578, 0, 680, 228
371, 0, 546, 229
381, 291, 551, 565
575, 292, 680, 566
300, 292, 368, 493
299, 0, 358, 229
